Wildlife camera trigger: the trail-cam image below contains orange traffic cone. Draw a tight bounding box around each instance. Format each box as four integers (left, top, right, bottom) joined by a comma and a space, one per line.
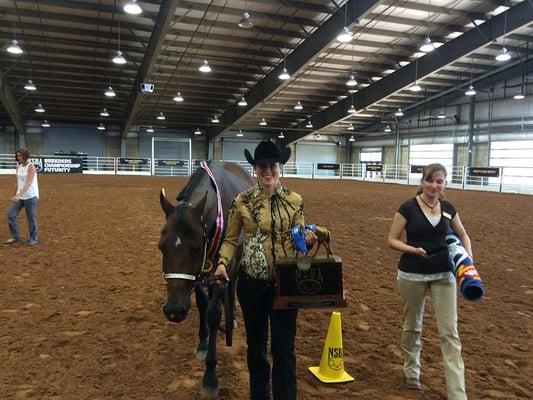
308, 311, 354, 383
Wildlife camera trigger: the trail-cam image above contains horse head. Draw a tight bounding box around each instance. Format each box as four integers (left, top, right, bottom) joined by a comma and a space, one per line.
159, 189, 208, 323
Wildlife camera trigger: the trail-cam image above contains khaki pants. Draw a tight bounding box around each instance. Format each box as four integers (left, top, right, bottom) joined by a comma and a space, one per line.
397, 278, 467, 400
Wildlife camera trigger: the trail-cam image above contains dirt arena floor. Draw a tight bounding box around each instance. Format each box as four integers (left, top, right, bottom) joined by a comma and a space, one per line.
0, 173, 531, 400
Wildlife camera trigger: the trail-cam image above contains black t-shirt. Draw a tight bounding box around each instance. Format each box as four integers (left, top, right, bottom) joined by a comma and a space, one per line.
397, 197, 456, 274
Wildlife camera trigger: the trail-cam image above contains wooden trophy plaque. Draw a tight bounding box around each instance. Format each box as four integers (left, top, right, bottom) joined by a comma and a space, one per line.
273, 255, 347, 310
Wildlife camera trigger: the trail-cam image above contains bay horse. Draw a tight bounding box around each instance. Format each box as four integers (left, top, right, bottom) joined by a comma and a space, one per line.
158, 161, 253, 398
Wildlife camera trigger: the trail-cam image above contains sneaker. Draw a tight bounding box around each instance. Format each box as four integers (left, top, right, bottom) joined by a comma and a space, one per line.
405, 377, 421, 390
26, 239, 38, 246
5, 238, 19, 245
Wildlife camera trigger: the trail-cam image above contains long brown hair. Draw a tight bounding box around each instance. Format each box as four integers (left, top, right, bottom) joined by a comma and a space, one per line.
416, 163, 447, 197
15, 147, 30, 163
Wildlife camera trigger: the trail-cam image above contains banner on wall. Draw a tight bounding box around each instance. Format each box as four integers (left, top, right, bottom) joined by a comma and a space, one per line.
119, 158, 149, 165
317, 163, 340, 170
410, 165, 425, 174
31, 157, 83, 173
157, 160, 185, 167
468, 167, 500, 177
365, 164, 382, 172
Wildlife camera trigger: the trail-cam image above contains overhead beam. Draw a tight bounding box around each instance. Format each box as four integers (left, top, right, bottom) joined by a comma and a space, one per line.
0, 68, 25, 134
207, 0, 382, 142
121, 0, 180, 138
288, 0, 533, 143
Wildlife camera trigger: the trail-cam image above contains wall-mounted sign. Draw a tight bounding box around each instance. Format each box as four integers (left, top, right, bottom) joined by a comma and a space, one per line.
31, 157, 83, 173
157, 160, 185, 167
468, 167, 500, 177
317, 163, 340, 170
365, 164, 382, 172
119, 158, 149, 165
410, 165, 425, 174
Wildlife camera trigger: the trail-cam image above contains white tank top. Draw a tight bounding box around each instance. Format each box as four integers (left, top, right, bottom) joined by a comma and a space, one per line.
17, 163, 39, 200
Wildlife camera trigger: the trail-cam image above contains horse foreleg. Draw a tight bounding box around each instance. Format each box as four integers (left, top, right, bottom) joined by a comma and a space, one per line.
202, 290, 222, 399
194, 286, 209, 360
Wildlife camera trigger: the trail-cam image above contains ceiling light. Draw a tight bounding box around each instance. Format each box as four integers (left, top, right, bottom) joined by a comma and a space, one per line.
194, 128, 202, 135
199, 59, 212, 73
104, 86, 116, 97
465, 85, 476, 96
347, 123, 354, 131
384, 124, 392, 133
348, 89, 357, 94
123, 0, 142, 15
236, 130, 244, 137
259, 118, 267, 126
279, 67, 290, 80
211, 115, 220, 123
419, 36, 435, 53
6, 39, 23, 55
238, 96, 247, 106
146, 126, 154, 133
437, 112, 447, 119
35, 104, 45, 113
409, 82, 422, 92
305, 120, 313, 128
346, 74, 357, 87
495, 47, 511, 62
513, 93, 525, 100
394, 108, 404, 117
238, 11, 253, 28
348, 104, 357, 113
24, 79, 37, 91
294, 101, 303, 110
173, 92, 184, 102
336, 27, 353, 43
112, 50, 127, 65
348, 135, 355, 142
100, 108, 110, 117
97, 123, 106, 131
41, 120, 50, 128
278, 131, 285, 139
157, 112, 166, 120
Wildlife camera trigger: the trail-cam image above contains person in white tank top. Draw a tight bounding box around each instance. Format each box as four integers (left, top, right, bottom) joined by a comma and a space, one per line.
6, 147, 39, 246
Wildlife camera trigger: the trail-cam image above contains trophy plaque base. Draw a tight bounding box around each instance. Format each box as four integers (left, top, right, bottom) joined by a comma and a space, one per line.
273, 255, 347, 310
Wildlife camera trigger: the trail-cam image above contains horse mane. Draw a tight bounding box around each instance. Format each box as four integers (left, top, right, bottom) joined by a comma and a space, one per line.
176, 165, 209, 204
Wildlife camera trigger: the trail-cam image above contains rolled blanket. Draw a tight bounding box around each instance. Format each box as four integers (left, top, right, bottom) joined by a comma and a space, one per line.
445, 231, 484, 301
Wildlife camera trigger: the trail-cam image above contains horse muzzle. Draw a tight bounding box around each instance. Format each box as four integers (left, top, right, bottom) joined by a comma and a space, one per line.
163, 303, 189, 323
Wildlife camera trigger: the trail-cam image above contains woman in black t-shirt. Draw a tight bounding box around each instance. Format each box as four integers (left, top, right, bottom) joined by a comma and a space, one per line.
388, 163, 472, 400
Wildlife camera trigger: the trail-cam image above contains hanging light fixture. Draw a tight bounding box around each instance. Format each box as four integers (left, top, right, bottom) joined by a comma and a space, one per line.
495, 6, 511, 62
105, 86, 116, 97
337, 4, 353, 43
278, 131, 285, 139
173, 92, 184, 102
238, 96, 248, 106
194, 127, 202, 135
347, 123, 354, 131
236, 130, 244, 137
238, 11, 253, 28
346, 74, 357, 87
437, 111, 447, 119
211, 115, 220, 123
279, 67, 290, 80
384, 124, 392, 133
100, 108, 110, 117
199, 59, 212, 73
259, 118, 267, 126
409, 81, 422, 92
513, 92, 525, 100
294, 101, 303, 110
112, 18, 127, 65
394, 108, 404, 117
123, 0, 142, 15
314, 133, 321, 140
97, 122, 106, 131
157, 112, 166, 120
146, 126, 154, 133
465, 85, 476, 96
6, 38, 23, 55
419, 35, 435, 53
305, 120, 313, 128
24, 79, 37, 91
348, 104, 357, 113
348, 135, 355, 142
279, 29, 291, 80
35, 104, 45, 113
41, 120, 50, 128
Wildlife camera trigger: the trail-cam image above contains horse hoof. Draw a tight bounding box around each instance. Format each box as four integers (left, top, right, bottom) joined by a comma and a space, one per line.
196, 349, 207, 360
201, 386, 219, 399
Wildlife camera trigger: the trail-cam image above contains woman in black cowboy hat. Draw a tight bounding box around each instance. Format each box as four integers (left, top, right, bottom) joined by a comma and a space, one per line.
215, 140, 316, 400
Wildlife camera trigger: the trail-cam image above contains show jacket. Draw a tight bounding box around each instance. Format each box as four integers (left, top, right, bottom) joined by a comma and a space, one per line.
217, 182, 305, 280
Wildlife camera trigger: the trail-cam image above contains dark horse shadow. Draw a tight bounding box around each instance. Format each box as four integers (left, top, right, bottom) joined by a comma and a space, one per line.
158, 161, 253, 398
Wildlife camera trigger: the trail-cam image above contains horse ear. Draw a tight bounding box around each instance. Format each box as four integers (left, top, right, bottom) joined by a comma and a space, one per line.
160, 188, 175, 218
194, 191, 208, 218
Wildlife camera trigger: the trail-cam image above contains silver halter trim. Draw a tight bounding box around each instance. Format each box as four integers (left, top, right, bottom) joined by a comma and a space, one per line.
163, 272, 196, 281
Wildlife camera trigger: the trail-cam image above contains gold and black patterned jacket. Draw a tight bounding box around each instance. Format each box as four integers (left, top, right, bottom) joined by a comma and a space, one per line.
217, 182, 305, 280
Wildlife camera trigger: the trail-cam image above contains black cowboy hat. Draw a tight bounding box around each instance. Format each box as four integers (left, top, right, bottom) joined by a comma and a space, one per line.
244, 140, 291, 165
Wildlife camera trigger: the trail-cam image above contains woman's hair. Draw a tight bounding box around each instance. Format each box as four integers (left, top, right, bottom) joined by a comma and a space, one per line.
15, 147, 30, 162
416, 163, 447, 196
